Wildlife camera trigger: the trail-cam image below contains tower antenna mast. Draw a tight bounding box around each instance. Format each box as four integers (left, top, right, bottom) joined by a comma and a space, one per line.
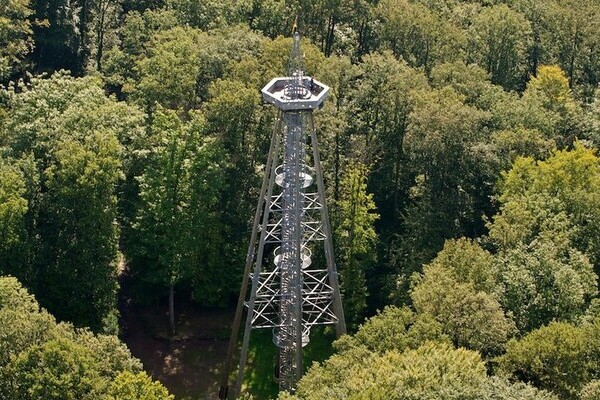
219, 22, 346, 399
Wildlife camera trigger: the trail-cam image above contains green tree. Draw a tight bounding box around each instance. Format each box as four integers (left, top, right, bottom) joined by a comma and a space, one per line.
525, 66, 576, 113
397, 87, 492, 297
488, 83, 556, 142
41, 132, 122, 332
310, 55, 356, 203
428, 62, 555, 166
31, 0, 80, 73
134, 26, 204, 110
497, 321, 600, 399
0, 0, 33, 79
523, 65, 583, 147
344, 0, 378, 57
247, 0, 290, 40
0, 160, 28, 277
493, 223, 597, 332
285, 348, 556, 399
4, 338, 105, 400
132, 24, 265, 108
334, 305, 449, 355
90, 0, 124, 72
541, 0, 600, 89
281, 290, 555, 400
1, 72, 143, 331
107, 371, 174, 400
581, 381, 600, 400
344, 54, 429, 309
334, 162, 378, 328
468, 4, 532, 90
101, 8, 179, 92
133, 109, 224, 332
347, 52, 429, 234
482, 377, 559, 400
495, 144, 600, 274
488, 161, 598, 332
513, 0, 550, 78
69, 0, 123, 73
71, 331, 143, 381
121, 0, 164, 12
0, 276, 166, 400
292, 0, 355, 56
29, 0, 123, 74
492, 128, 554, 169
166, 0, 251, 30
584, 89, 600, 145
410, 238, 516, 355
0, 277, 59, 370
294, 342, 488, 400
429, 61, 498, 108
376, 0, 463, 74
200, 78, 271, 304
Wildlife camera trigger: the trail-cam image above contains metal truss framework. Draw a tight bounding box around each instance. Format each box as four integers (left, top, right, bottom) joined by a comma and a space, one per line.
219, 29, 346, 400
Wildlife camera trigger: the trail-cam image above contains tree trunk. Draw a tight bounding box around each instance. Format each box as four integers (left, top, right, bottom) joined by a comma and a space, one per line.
79, 0, 90, 74
96, 0, 107, 71
169, 283, 175, 335
325, 14, 336, 57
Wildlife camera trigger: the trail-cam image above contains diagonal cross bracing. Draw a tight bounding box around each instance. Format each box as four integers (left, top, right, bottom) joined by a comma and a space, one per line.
220, 28, 346, 400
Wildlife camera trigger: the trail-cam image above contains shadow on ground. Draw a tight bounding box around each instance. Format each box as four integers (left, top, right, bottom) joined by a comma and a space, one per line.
120, 290, 335, 400
122, 298, 233, 400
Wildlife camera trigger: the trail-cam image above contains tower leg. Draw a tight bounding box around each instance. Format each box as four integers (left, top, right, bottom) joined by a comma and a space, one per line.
309, 115, 347, 337
233, 122, 282, 399
219, 116, 282, 400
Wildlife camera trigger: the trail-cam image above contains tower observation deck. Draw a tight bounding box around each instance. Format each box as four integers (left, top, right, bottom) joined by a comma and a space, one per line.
219, 26, 346, 399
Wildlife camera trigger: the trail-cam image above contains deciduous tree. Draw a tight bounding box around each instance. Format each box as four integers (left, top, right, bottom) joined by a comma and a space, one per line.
134, 108, 225, 332
0, 160, 28, 277
0, 0, 33, 79
107, 371, 174, 400
0, 276, 169, 400
410, 239, 516, 355
334, 162, 378, 328
1, 72, 143, 332
468, 4, 532, 90
497, 321, 600, 399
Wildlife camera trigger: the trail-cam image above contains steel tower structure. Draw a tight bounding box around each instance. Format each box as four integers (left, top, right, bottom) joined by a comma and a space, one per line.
219, 26, 346, 399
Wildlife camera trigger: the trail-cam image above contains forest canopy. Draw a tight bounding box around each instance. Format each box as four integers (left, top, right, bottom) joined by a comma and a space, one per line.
1, 0, 600, 398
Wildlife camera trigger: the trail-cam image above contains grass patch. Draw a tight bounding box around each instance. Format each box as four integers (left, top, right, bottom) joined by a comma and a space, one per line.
242, 327, 337, 399
243, 330, 279, 399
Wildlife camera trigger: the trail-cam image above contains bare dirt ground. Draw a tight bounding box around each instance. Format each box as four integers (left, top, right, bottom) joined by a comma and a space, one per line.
117, 271, 332, 400
121, 296, 234, 400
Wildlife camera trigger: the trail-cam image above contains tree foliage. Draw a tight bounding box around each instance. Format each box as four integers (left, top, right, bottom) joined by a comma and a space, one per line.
468, 4, 532, 90
334, 161, 378, 328
107, 371, 174, 400
2, 0, 600, 397
1, 72, 144, 331
497, 321, 600, 399
0, 159, 28, 276
333, 305, 449, 355
0, 0, 33, 79
288, 340, 555, 400
411, 239, 516, 355
0, 276, 173, 399
132, 108, 225, 329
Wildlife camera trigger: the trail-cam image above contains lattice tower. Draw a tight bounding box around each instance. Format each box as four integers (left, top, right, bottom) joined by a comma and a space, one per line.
219, 27, 346, 399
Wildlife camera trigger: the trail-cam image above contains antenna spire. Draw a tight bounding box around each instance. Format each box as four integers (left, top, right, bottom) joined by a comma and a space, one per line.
287, 16, 306, 99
